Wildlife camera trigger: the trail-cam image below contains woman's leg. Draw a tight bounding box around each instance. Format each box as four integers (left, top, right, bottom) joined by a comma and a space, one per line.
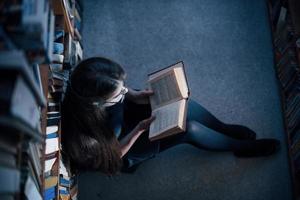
186, 99, 256, 140
159, 120, 280, 157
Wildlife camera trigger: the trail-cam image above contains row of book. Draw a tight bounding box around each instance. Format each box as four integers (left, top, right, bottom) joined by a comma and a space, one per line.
0, 50, 46, 200
52, 0, 83, 41
1, 0, 55, 199
272, 3, 300, 183
44, 0, 83, 199
0, 0, 83, 199
45, 91, 78, 200
0, 0, 55, 63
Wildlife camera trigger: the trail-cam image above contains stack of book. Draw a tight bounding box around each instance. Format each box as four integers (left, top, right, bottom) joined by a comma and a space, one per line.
268, 0, 300, 198
44, 0, 84, 199
44, 108, 60, 200
0, 50, 46, 200
73, 1, 83, 41
0, 0, 83, 199
1, 1, 52, 199
45, 68, 71, 200
0, 0, 55, 63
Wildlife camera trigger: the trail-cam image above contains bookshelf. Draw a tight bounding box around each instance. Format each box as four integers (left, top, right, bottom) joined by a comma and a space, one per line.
0, 0, 83, 199
268, 0, 300, 199
52, 0, 75, 37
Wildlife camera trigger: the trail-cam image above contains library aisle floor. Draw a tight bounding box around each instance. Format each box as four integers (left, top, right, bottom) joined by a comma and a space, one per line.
79, 0, 293, 199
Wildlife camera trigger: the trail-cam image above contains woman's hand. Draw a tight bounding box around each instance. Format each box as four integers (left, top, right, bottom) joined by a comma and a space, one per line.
135, 116, 156, 134
119, 116, 156, 158
126, 88, 154, 104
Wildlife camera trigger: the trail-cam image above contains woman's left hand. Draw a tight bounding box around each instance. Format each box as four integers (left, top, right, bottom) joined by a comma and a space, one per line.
126, 88, 154, 104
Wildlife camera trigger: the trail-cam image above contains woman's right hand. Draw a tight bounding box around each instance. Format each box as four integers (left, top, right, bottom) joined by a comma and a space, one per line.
119, 115, 156, 158
135, 116, 156, 134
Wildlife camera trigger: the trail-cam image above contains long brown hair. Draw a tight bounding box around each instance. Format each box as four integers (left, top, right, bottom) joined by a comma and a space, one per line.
61, 57, 126, 175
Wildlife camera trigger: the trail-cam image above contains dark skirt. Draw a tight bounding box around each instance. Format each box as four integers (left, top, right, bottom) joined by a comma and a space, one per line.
119, 98, 160, 172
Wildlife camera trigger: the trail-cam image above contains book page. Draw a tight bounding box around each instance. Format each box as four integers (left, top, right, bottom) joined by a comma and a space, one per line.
45, 138, 59, 154
148, 61, 184, 81
149, 71, 182, 109
174, 67, 189, 99
149, 100, 185, 138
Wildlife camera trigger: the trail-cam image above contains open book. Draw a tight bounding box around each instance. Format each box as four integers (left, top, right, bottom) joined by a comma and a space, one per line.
148, 61, 190, 141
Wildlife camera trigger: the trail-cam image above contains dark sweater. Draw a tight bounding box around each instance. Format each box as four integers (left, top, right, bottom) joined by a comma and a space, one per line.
105, 98, 160, 169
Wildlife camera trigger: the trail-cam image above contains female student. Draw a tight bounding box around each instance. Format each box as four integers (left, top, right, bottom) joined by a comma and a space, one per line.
61, 57, 280, 175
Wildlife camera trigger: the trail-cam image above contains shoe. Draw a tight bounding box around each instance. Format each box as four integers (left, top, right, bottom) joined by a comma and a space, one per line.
233, 139, 280, 157
120, 158, 140, 173
120, 163, 140, 173
224, 125, 257, 140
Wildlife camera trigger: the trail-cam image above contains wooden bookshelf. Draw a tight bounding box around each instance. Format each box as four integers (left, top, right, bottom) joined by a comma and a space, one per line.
281, 88, 300, 199
52, 0, 75, 37
267, 0, 300, 199
288, 0, 300, 34
0, 0, 82, 199
39, 64, 49, 195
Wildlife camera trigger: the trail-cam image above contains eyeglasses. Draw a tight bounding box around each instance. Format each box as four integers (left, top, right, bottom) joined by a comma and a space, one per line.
100, 86, 128, 107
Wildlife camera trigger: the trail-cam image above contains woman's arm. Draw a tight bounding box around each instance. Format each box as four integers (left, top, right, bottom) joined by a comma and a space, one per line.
125, 87, 154, 104
119, 126, 144, 158
119, 116, 156, 158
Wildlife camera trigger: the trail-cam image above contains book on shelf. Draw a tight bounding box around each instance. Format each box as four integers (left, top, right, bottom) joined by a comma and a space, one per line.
275, 6, 287, 36
45, 136, 59, 155
44, 185, 56, 200
53, 54, 65, 64
59, 159, 70, 177
0, 50, 46, 106
52, 0, 74, 36
55, 30, 65, 41
20, 160, 42, 197
291, 130, 300, 155
47, 116, 61, 126
147, 61, 190, 141
59, 185, 69, 194
45, 176, 58, 189
10, 74, 41, 129
8, 0, 54, 63
73, 4, 82, 41
0, 0, 82, 199
0, 166, 21, 194
70, 183, 78, 200
22, 0, 48, 33
48, 105, 60, 113
21, 142, 43, 189
60, 175, 70, 187
70, 40, 83, 67
49, 77, 65, 87
51, 70, 70, 82
269, 0, 283, 29
269, 1, 300, 198
1, 137, 20, 199
63, 33, 83, 68
0, 150, 17, 169
47, 111, 61, 119
50, 63, 64, 72
63, 33, 72, 65
0, 52, 49, 141
44, 157, 57, 176
24, 175, 42, 200
21, 163, 42, 200
46, 10, 55, 63
53, 42, 64, 54
0, 26, 16, 50
45, 119, 60, 155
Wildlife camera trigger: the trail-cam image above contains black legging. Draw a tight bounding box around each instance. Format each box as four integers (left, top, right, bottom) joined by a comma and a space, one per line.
158, 99, 261, 153
121, 97, 277, 171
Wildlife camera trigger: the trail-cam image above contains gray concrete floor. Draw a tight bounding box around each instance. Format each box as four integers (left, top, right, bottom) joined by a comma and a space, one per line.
79, 0, 293, 199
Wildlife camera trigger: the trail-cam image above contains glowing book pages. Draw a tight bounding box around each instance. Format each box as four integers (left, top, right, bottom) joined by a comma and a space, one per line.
148, 61, 189, 141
